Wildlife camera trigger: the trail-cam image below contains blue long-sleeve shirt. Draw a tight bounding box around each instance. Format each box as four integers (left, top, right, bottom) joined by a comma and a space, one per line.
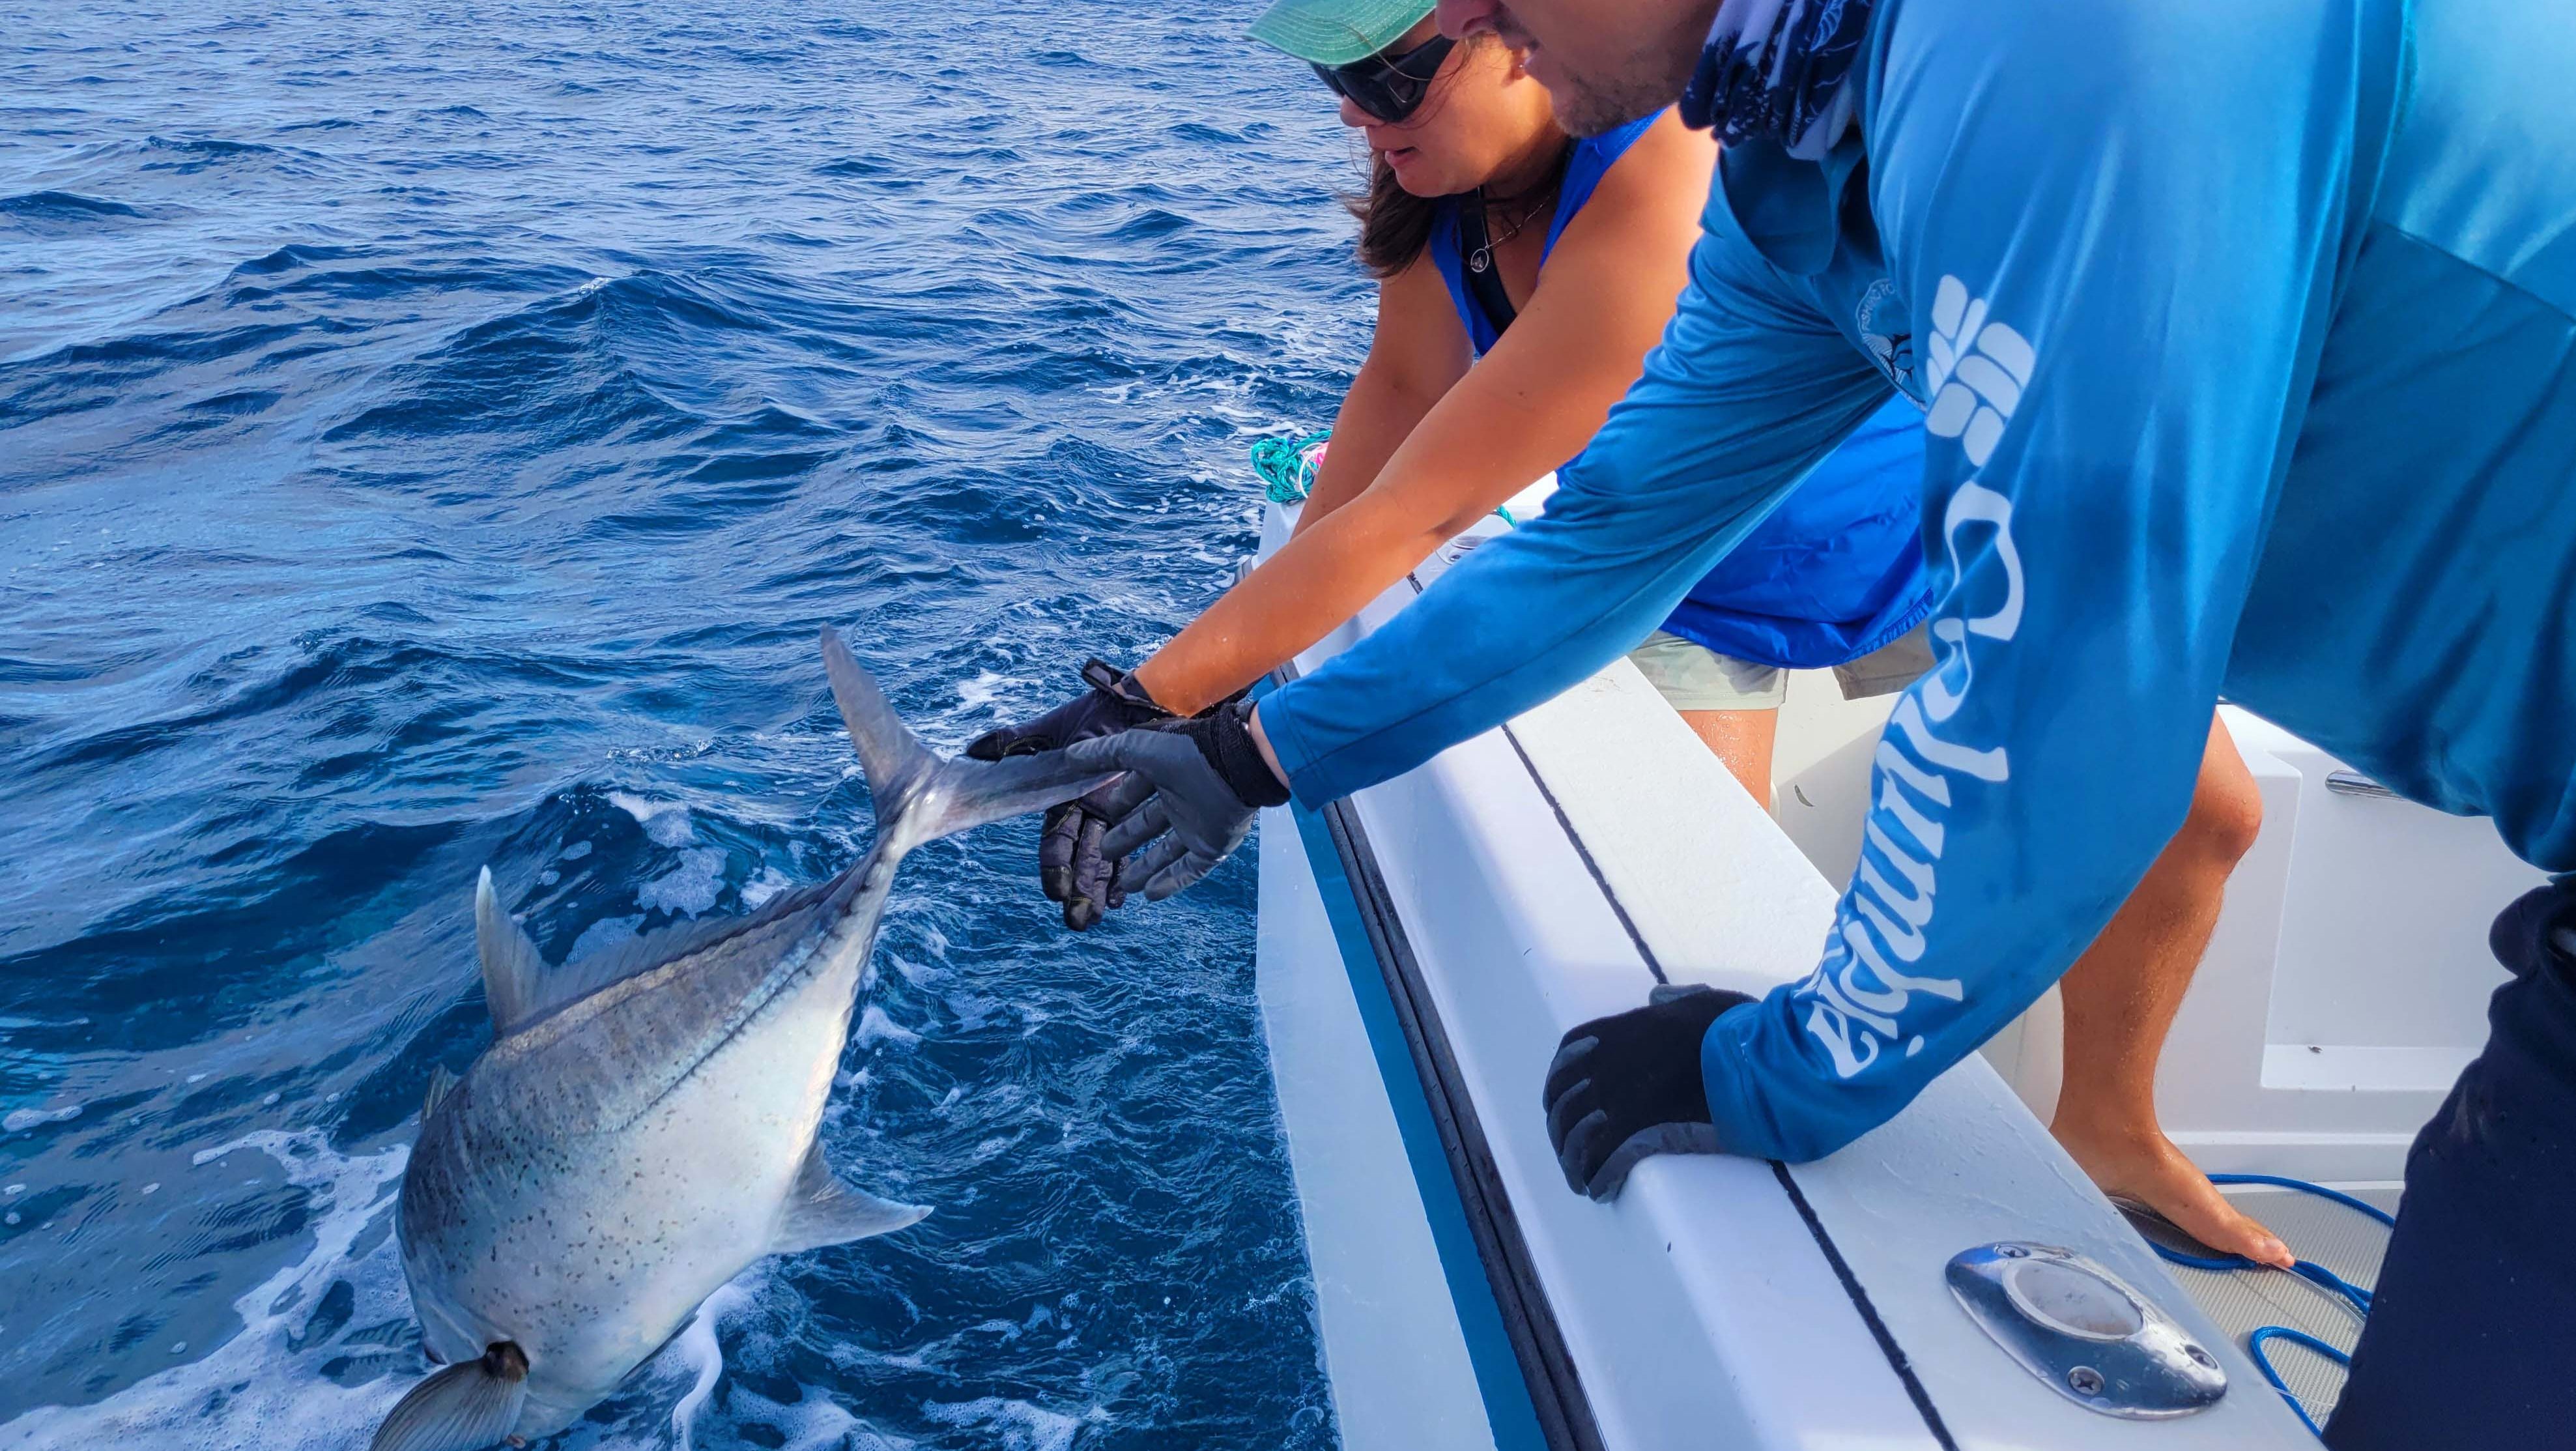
1259, 0, 2576, 1162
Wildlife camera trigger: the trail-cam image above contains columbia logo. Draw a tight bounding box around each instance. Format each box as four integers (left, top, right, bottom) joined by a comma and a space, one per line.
1922, 276, 2033, 468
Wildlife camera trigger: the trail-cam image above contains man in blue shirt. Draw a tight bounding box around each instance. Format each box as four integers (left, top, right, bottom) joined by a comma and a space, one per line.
1057, 1, 2575, 1441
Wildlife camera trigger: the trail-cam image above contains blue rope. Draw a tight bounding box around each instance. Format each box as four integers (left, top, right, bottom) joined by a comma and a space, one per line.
2210, 1173, 2397, 1229
2247, 1328, 2352, 1439
2136, 1173, 2393, 1439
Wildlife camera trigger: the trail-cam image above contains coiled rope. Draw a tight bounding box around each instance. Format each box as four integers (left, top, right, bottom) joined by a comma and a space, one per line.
2140, 1173, 2396, 1438
1250, 429, 1330, 504
1249, 428, 1527, 526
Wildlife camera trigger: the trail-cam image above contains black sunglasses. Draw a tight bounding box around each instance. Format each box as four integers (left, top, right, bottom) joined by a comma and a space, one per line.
1312, 35, 1457, 124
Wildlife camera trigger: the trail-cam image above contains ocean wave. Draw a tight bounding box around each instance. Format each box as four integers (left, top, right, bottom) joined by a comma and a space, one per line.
0, 190, 145, 223
132, 136, 304, 178
314, 271, 779, 451
138, 136, 279, 160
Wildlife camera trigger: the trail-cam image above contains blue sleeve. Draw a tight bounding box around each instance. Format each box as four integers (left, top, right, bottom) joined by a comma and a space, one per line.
1701, 0, 2373, 1159
1261, 193, 1893, 805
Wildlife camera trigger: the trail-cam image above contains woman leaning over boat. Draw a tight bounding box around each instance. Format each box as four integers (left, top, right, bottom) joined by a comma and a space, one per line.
976, 9, 1928, 808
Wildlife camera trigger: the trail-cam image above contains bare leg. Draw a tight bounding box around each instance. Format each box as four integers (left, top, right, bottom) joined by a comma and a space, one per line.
2051, 716, 2291, 1267
1677, 707, 1778, 807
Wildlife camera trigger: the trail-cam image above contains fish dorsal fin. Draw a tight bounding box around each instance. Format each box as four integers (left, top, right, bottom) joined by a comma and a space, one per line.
421, 1066, 461, 1120
472, 869, 842, 1040
473, 869, 548, 1035
519, 876, 842, 1028
369, 1342, 529, 1451
771, 1140, 929, 1256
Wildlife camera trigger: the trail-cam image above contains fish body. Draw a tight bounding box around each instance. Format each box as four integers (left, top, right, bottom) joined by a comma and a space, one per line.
371, 631, 1109, 1451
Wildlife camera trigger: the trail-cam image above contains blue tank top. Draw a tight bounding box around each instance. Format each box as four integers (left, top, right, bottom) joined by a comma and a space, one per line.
1425, 113, 1930, 670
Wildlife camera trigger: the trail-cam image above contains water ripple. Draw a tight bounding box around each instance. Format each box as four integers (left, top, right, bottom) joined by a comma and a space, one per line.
0, 0, 1367, 1444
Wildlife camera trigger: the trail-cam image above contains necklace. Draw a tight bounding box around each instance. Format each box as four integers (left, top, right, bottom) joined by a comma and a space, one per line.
1467, 157, 1566, 275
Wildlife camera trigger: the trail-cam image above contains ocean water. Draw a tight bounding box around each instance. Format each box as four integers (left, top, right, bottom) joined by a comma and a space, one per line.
0, 2, 1373, 1446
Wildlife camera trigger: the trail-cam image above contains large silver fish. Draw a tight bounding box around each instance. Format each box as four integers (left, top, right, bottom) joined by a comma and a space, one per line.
369, 629, 1110, 1451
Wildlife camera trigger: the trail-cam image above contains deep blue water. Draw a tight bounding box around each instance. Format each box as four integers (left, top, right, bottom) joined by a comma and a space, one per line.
0, 3, 1372, 1446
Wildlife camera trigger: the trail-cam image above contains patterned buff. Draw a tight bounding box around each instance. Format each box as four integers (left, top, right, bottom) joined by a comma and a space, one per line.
1678, 0, 1877, 160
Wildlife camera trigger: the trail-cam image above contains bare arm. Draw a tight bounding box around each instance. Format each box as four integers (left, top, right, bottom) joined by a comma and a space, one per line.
1292, 253, 1472, 534
1133, 113, 1717, 713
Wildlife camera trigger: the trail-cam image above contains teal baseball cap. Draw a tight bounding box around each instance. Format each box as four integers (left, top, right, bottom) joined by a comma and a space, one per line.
1248, 0, 1437, 66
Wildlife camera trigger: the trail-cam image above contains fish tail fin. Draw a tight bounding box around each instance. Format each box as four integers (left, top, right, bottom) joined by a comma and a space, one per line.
370, 1342, 529, 1451
821, 627, 1116, 859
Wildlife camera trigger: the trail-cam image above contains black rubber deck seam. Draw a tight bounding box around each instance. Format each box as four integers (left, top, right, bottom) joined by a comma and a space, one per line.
1772, 1160, 1962, 1450
1316, 795, 1602, 1451
1498, 721, 1668, 986
1402, 566, 1668, 989
1474, 631, 1957, 1450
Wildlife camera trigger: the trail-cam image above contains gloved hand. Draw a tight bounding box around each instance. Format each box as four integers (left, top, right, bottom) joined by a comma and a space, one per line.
966, 661, 1174, 930
965, 660, 1174, 760
1062, 698, 1290, 904
1542, 983, 1756, 1200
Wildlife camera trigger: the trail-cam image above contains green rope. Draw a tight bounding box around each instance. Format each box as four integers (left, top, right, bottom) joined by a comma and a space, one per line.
1250, 429, 1331, 504
1249, 425, 1524, 526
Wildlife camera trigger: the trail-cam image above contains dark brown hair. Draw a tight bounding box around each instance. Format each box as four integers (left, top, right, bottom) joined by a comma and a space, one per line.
1342, 33, 1502, 280
1348, 151, 1438, 279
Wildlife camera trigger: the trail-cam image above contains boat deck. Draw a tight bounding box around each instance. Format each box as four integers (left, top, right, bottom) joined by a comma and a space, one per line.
1249, 493, 2532, 1449
2136, 1184, 2401, 1431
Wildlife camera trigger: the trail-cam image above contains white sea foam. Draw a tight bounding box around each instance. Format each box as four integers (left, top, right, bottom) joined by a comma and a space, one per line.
854, 1004, 920, 1049
536, 1267, 788, 1451
724, 1385, 904, 1451
609, 792, 697, 847
638, 846, 726, 918
955, 669, 1016, 714
883, 951, 943, 988
0, 1130, 410, 1451
657, 1276, 750, 1450
741, 865, 792, 909
921, 1396, 1100, 1451
3, 1102, 81, 1133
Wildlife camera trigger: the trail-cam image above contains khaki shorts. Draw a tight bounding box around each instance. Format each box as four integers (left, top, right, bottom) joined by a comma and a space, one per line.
1627, 624, 1934, 713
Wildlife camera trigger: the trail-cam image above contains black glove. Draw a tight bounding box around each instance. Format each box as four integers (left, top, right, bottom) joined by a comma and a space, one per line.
1062, 698, 1289, 904
966, 661, 1174, 930
965, 660, 1173, 760
1542, 983, 1755, 1200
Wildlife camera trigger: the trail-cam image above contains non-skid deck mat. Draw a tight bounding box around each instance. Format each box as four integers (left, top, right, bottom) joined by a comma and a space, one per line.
2130, 1185, 2399, 1431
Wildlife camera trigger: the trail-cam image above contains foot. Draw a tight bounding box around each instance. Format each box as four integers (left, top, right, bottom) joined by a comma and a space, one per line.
2052, 1116, 2294, 1269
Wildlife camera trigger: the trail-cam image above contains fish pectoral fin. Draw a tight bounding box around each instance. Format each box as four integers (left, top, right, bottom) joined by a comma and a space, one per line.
773, 1179, 931, 1254
773, 1143, 930, 1254
422, 1066, 461, 1120
474, 868, 548, 1036
369, 1346, 530, 1451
